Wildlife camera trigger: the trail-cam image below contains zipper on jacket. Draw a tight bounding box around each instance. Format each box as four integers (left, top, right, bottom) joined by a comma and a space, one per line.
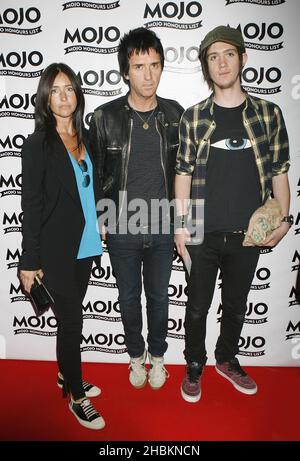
155, 116, 169, 198
118, 115, 133, 224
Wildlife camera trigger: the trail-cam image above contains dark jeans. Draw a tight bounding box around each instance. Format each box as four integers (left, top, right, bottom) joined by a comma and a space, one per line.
52, 257, 93, 401
107, 231, 174, 358
184, 232, 260, 365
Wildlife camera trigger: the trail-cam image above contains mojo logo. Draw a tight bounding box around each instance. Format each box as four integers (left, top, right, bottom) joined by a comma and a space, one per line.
89, 264, 117, 288
0, 93, 36, 119
217, 301, 269, 324
13, 315, 57, 337
291, 250, 300, 273
164, 46, 200, 74
0, 7, 42, 35
85, 111, 94, 127
64, 26, 120, 55
77, 68, 121, 97
3, 211, 23, 234
226, 0, 285, 5
168, 283, 187, 306
62, 1, 121, 11
242, 66, 281, 95
238, 22, 283, 52
0, 174, 22, 198
102, 240, 108, 253
245, 301, 268, 324
172, 248, 185, 271
0, 51, 43, 78
259, 247, 273, 255
167, 317, 185, 340
289, 285, 300, 307
144, 1, 203, 31
82, 299, 121, 322
294, 211, 300, 235
251, 267, 271, 290
6, 248, 21, 269
10, 282, 27, 303
286, 320, 300, 341
81, 333, 126, 354
238, 335, 265, 357
0, 134, 26, 159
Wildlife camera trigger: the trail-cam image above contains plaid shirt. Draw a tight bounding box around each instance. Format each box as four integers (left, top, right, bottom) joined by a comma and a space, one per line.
175, 92, 290, 243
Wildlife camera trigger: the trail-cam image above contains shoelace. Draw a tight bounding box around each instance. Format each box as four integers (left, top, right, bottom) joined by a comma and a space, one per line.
128, 359, 146, 377
187, 363, 202, 383
82, 380, 92, 390
228, 360, 247, 376
58, 375, 93, 395
150, 361, 169, 379
79, 399, 99, 419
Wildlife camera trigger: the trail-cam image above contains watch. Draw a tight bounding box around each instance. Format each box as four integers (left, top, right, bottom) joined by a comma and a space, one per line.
281, 215, 294, 226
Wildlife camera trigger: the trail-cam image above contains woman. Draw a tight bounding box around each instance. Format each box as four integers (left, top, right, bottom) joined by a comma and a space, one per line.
19, 63, 105, 430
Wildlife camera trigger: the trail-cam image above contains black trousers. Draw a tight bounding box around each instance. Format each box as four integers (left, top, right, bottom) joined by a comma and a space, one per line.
184, 232, 260, 365
52, 257, 93, 401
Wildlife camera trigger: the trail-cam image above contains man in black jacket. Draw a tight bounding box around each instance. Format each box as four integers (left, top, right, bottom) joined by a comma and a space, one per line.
89, 28, 183, 390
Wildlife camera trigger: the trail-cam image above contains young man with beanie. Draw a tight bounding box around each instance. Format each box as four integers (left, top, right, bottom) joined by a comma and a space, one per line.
175, 25, 291, 402
89, 28, 183, 390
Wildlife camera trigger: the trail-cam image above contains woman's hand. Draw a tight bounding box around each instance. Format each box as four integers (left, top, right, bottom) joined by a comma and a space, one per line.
19, 269, 44, 293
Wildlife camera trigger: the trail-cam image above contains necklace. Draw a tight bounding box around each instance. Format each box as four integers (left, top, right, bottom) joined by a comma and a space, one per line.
69, 142, 81, 153
132, 107, 156, 130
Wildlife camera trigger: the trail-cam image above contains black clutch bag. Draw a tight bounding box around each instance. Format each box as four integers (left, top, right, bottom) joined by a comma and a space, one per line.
29, 275, 55, 316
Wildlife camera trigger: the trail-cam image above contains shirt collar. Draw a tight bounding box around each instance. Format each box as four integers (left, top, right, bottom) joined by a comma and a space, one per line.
204, 91, 259, 116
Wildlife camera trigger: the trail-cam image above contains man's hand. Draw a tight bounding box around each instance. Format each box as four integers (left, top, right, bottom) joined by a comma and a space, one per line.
259, 222, 290, 247
174, 227, 190, 258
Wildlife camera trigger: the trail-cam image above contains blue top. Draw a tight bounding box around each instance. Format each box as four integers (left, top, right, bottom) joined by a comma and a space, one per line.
68, 149, 102, 259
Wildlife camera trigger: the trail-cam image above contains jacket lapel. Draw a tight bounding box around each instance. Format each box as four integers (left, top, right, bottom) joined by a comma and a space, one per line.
84, 130, 103, 204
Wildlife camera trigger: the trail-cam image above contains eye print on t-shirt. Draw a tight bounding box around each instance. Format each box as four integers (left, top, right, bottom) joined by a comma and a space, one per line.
211, 136, 251, 150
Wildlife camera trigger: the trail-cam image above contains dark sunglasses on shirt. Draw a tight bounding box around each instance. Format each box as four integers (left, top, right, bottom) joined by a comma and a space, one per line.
78, 159, 90, 188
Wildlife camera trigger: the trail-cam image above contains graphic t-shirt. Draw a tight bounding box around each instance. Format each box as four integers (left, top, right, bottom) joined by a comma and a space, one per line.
205, 102, 261, 232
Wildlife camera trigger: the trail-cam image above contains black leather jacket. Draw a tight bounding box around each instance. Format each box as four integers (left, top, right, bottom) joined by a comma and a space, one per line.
89, 94, 184, 215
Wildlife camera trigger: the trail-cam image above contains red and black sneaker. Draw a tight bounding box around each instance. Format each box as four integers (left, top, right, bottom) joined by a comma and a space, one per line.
216, 358, 257, 395
181, 362, 203, 403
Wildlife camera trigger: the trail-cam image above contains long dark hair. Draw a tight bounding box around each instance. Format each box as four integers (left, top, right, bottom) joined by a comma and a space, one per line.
118, 27, 164, 85
34, 62, 85, 145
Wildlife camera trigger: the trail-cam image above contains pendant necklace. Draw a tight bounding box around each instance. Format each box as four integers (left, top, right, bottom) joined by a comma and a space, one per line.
132, 107, 156, 130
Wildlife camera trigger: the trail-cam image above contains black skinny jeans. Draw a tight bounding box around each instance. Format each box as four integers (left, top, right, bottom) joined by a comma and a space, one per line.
184, 232, 260, 365
52, 257, 93, 401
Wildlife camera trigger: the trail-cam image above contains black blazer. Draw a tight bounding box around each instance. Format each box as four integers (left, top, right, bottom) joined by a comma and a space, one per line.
19, 128, 103, 295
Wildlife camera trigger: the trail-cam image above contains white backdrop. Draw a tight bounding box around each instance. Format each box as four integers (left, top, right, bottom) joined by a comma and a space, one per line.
0, 0, 299, 366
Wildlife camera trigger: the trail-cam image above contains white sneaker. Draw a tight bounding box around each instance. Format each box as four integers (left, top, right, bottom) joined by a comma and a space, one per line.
129, 350, 147, 389
148, 353, 169, 390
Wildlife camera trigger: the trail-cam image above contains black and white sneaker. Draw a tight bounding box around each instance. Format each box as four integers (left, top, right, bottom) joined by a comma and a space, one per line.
69, 398, 105, 430
57, 373, 101, 397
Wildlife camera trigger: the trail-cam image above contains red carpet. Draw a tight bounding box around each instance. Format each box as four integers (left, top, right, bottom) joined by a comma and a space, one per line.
1, 359, 299, 442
